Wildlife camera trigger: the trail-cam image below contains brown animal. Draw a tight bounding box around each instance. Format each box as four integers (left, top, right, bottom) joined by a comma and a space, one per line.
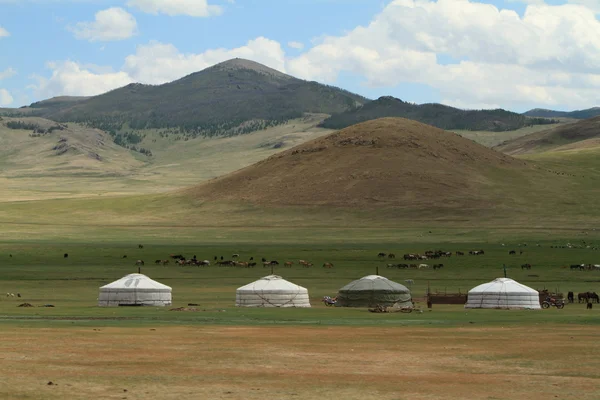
284, 261, 293, 267
322, 262, 334, 268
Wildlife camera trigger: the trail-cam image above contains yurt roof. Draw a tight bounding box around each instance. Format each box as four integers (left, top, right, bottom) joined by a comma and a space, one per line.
339, 275, 410, 292
100, 273, 171, 291
236, 275, 307, 293
468, 278, 537, 294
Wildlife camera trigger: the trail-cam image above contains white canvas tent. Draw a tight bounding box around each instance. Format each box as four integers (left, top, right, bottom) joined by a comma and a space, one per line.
236, 275, 311, 308
98, 273, 172, 307
465, 277, 540, 309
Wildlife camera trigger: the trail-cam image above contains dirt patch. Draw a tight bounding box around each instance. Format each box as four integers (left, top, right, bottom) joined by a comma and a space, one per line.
0, 325, 598, 400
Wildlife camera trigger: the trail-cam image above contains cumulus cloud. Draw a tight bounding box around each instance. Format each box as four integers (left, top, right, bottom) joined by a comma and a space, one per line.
0, 67, 16, 80
286, 0, 600, 109
0, 26, 9, 37
29, 37, 286, 98
127, 0, 222, 17
69, 7, 137, 42
0, 89, 13, 106
288, 41, 304, 50
30, 61, 133, 98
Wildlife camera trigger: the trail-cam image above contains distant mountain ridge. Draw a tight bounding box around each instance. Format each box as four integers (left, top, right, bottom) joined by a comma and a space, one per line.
523, 107, 600, 119
13, 59, 368, 138
319, 96, 558, 132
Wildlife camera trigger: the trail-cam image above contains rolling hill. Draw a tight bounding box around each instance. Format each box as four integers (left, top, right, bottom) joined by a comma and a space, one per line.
494, 116, 600, 155
185, 118, 592, 218
319, 96, 558, 132
523, 107, 600, 120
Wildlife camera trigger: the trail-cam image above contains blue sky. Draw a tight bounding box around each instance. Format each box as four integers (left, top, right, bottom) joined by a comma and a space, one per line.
0, 0, 599, 112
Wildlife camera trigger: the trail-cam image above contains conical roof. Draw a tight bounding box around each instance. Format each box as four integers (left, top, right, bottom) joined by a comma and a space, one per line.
465, 278, 540, 309
235, 275, 310, 308
236, 275, 307, 293
337, 275, 412, 307
100, 273, 171, 291
468, 278, 537, 295
339, 275, 410, 292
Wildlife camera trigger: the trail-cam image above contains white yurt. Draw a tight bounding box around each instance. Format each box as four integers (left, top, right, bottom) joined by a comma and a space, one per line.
465, 277, 540, 309
236, 275, 311, 308
98, 273, 172, 307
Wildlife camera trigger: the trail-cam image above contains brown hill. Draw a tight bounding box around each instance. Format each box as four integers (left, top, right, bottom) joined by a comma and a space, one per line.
495, 116, 600, 155
186, 118, 540, 212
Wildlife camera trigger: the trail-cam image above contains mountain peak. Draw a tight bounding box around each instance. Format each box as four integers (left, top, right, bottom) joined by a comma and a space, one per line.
209, 58, 293, 80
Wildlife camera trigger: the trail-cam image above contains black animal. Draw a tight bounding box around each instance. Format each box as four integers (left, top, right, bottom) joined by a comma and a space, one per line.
433, 264, 444, 270
567, 291, 574, 303
220, 256, 224, 260
270, 260, 279, 265
587, 302, 593, 309
138, 244, 144, 249
509, 250, 516, 255
388, 253, 396, 259
250, 257, 254, 261
378, 252, 386, 258
262, 257, 267, 262
521, 263, 532, 270
64, 253, 68, 258
456, 251, 464, 256
122, 255, 127, 259
214, 256, 217, 261
248, 262, 257, 267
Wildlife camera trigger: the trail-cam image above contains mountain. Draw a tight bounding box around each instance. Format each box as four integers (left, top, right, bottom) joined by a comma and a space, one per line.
494, 116, 600, 155
16, 58, 368, 137
523, 107, 600, 120
185, 117, 568, 215
318, 96, 558, 132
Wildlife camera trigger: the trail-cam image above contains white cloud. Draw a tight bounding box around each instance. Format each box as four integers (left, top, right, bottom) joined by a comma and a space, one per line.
0, 67, 16, 80
127, 0, 222, 17
30, 61, 133, 98
568, 0, 600, 13
69, 7, 137, 42
286, 0, 600, 109
0, 89, 13, 106
29, 37, 286, 98
288, 41, 304, 50
0, 26, 9, 37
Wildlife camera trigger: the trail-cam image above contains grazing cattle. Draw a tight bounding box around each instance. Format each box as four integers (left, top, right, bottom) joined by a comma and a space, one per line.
521, 263, 532, 270
63, 253, 68, 258
284, 261, 293, 267
378, 253, 386, 258
567, 291, 574, 303
135, 260, 144, 266
388, 253, 396, 259
509, 250, 516, 255
322, 262, 334, 268
433, 264, 444, 270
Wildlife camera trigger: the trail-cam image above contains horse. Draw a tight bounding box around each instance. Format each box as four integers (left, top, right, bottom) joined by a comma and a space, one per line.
377, 253, 386, 258
433, 264, 444, 270
388, 253, 396, 259
322, 262, 334, 268
509, 250, 516, 255
521, 263, 532, 270
578, 292, 589, 303
135, 260, 144, 266
567, 291, 574, 303
284, 261, 293, 267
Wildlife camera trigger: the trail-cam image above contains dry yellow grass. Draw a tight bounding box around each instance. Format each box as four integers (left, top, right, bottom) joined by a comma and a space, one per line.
0, 325, 598, 400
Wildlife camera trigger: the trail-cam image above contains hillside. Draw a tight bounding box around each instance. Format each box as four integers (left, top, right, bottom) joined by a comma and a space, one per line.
0, 114, 335, 201
524, 107, 600, 120
8, 59, 367, 138
494, 116, 600, 155
186, 118, 580, 215
319, 96, 558, 132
